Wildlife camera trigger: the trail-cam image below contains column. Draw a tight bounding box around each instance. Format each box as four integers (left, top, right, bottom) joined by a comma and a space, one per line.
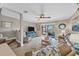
20, 13, 24, 46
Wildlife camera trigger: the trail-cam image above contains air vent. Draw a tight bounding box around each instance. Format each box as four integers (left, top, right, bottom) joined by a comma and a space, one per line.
24, 10, 28, 13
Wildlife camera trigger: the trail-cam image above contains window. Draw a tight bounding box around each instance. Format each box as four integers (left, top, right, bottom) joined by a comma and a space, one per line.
4, 22, 12, 28
0, 21, 12, 28
41, 24, 55, 36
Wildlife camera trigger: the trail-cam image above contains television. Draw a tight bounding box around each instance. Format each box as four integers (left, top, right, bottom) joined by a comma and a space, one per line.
28, 27, 34, 31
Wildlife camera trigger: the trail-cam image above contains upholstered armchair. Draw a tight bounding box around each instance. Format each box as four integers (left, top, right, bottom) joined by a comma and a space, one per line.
58, 43, 76, 56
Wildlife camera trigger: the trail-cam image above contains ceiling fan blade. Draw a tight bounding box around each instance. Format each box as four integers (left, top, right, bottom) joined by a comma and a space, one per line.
36, 16, 51, 18
44, 17, 51, 18
40, 16, 51, 18
36, 17, 51, 18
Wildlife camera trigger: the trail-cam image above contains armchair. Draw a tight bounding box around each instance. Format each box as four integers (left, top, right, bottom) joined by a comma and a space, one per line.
58, 43, 75, 56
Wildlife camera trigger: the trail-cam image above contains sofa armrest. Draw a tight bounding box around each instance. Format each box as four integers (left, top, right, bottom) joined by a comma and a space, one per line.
67, 50, 76, 56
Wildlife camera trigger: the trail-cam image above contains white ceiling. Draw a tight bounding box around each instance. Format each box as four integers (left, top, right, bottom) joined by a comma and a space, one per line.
0, 3, 78, 23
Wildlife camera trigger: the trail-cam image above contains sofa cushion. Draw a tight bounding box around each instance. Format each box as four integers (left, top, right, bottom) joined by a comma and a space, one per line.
26, 31, 38, 38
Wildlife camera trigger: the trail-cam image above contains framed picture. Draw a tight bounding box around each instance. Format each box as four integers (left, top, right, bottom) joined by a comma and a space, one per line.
72, 22, 79, 32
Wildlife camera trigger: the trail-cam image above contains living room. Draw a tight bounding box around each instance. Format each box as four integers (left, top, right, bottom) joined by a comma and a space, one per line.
0, 3, 79, 56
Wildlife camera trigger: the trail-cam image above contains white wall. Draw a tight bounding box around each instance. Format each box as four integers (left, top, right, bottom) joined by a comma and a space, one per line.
0, 15, 37, 42
70, 33, 79, 43
0, 15, 20, 30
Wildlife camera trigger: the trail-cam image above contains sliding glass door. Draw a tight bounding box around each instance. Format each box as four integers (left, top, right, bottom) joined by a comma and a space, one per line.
47, 25, 55, 37
42, 24, 55, 37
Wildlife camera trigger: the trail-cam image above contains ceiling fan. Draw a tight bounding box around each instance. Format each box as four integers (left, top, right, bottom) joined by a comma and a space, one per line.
36, 4, 51, 20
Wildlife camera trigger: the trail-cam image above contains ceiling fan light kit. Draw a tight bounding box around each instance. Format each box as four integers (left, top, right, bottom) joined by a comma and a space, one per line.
36, 4, 51, 20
